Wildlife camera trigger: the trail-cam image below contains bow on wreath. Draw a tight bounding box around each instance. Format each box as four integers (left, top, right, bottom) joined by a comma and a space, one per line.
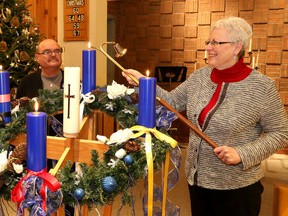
11, 169, 62, 216
130, 125, 178, 216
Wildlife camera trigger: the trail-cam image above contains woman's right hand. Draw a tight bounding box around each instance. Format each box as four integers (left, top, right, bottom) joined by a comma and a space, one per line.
122, 69, 145, 86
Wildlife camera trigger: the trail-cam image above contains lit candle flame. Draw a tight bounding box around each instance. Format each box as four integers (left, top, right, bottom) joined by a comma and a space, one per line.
88, 42, 91, 49
0, 65, 2, 71
146, 70, 150, 77
35, 100, 39, 112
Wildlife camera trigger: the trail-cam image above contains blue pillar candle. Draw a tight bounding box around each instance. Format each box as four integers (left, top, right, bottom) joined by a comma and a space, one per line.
138, 77, 156, 128
26, 110, 47, 172
0, 69, 11, 123
82, 49, 96, 94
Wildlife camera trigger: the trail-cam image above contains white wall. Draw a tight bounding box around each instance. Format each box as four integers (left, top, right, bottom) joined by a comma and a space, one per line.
57, 0, 107, 86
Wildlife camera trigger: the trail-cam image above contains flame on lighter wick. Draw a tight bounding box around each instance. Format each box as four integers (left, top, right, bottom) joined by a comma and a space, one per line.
88, 42, 91, 49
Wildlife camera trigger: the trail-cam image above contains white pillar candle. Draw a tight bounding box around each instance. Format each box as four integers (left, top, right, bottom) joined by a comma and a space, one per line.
252, 55, 255, 69
63, 67, 80, 137
248, 38, 252, 53
255, 50, 260, 68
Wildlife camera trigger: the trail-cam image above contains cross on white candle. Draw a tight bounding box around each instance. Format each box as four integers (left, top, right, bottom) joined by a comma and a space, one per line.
65, 84, 75, 119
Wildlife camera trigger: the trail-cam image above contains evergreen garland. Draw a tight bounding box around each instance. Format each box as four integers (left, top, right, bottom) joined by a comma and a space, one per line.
0, 87, 175, 209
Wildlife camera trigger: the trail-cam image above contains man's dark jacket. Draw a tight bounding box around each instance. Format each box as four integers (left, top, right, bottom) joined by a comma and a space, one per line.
16, 70, 64, 99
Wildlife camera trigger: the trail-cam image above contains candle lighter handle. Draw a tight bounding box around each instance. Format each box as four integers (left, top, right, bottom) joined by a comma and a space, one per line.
156, 97, 219, 149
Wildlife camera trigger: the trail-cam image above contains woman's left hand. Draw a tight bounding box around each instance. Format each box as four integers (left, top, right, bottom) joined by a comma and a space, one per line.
214, 146, 241, 165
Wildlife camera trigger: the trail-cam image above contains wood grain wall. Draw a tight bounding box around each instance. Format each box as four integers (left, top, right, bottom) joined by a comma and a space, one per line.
108, 0, 288, 113
26, 0, 58, 40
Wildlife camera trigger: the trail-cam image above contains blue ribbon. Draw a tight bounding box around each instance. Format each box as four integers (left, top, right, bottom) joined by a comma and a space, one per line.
14, 175, 62, 216
142, 146, 181, 216
48, 115, 63, 137
156, 106, 178, 131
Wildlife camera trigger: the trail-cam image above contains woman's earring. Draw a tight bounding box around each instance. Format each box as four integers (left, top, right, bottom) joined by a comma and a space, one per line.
233, 54, 236, 60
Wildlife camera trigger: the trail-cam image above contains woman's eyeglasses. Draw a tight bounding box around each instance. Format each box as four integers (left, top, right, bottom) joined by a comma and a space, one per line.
205, 40, 233, 46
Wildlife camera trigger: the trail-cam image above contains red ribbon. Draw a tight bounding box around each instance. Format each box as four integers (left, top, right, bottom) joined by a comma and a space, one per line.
11, 169, 61, 212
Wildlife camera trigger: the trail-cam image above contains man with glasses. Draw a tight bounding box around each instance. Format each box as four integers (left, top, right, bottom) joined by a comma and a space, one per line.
16, 38, 63, 98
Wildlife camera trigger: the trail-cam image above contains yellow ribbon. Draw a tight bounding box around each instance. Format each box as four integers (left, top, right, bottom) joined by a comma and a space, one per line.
130, 125, 178, 216
130, 125, 178, 148
162, 151, 170, 216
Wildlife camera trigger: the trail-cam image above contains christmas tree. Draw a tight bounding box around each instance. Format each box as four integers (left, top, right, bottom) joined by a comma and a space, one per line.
0, 0, 41, 88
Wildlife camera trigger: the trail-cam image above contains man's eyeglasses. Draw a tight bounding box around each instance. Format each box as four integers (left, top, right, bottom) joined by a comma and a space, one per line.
37, 49, 62, 56
205, 40, 234, 46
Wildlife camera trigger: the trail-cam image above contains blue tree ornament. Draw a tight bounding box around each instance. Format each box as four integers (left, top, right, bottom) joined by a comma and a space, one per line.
74, 188, 85, 201
102, 176, 117, 193
123, 154, 134, 165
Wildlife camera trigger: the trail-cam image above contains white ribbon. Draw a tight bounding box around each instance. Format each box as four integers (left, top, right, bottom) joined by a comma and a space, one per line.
11, 103, 20, 117
79, 92, 96, 121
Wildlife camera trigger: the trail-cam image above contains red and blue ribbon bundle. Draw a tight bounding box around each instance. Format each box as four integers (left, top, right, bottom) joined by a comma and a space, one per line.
11, 169, 62, 216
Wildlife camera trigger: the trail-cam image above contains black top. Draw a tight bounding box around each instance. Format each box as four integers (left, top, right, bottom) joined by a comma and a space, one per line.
16, 69, 64, 99
16, 69, 65, 137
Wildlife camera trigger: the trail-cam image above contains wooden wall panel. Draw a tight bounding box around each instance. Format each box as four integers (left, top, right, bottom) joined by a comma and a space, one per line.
184, 25, 198, 38
173, 2, 186, 13
108, 0, 288, 113
253, 11, 269, 23
185, 0, 198, 13
185, 13, 198, 25
26, 0, 57, 40
149, 14, 161, 26
239, 0, 254, 10
160, 14, 173, 26
160, 38, 172, 49
172, 38, 184, 50
281, 65, 288, 77
147, 27, 160, 37
160, 26, 172, 37
171, 50, 184, 64
172, 26, 185, 37
161, 1, 173, 14
148, 37, 160, 49
172, 13, 185, 26
225, 0, 239, 11
184, 50, 197, 62
159, 49, 171, 62
211, 0, 225, 12
269, 0, 285, 9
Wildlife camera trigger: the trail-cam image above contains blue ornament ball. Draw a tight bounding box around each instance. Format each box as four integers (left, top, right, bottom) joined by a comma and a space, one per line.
74, 188, 85, 201
123, 154, 134, 165
102, 176, 117, 193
